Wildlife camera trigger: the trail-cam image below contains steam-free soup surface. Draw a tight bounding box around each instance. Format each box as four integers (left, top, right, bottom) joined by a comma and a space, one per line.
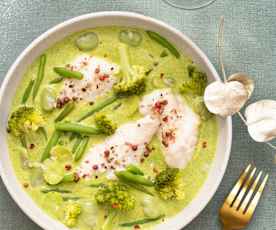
7, 26, 217, 230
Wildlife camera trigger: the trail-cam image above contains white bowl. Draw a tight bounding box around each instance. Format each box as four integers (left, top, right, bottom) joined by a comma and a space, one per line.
0, 12, 232, 230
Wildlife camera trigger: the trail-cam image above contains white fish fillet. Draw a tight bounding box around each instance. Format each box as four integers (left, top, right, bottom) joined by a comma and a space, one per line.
58, 55, 119, 102
77, 115, 160, 178
140, 89, 200, 169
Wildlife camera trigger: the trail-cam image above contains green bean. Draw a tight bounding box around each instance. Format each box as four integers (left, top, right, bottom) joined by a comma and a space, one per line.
49, 76, 63, 84
54, 67, 83, 80
77, 94, 118, 121
72, 135, 82, 153
74, 136, 89, 161
41, 188, 71, 194
126, 182, 154, 196
146, 31, 180, 58
119, 214, 165, 227
126, 164, 144, 175
115, 171, 154, 187
56, 122, 98, 135
55, 101, 75, 122
32, 54, 46, 100
62, 196, 81, 201
40, 131, 61, 162
21, 79, 34, 103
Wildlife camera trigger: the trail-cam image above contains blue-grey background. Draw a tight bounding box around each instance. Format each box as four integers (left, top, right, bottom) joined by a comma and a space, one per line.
0, 0, 276, 229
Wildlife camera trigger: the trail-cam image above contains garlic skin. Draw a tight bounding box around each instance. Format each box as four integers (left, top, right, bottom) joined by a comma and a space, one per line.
245, 100, 276, 142
204, 81, 248, 117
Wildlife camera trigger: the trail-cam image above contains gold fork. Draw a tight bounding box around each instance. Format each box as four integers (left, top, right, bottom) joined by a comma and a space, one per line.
219, 164, 269, 230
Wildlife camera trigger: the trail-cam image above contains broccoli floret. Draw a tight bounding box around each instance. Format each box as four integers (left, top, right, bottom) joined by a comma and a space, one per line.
113, 43, 146, 97
7, 106, 45, 137
95, 181, 135, 211
94, 113, 117, 135
63, 202, 82, 227
179, 65, 208, 96
154, 168, 185, 201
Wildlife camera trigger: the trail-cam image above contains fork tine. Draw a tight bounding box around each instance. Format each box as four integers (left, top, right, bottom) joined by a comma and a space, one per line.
240, 171, 263, 213
232, 167, 256, 210
225, 164, 251, 205
245, 174, 269, 217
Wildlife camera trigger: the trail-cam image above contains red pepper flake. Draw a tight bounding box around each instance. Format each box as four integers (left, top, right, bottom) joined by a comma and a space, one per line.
104, 150, 110, 158
110, 67, 114, 71
134, 225, 141, 229
126, 143, 138, 151
144, 152, 150, 158
92, 165, 99, 170
202, 141, 207, 149
99, 74, 109, 81
162, 140, 169, 147
74, 173, 80, 182
65, 164, 72, 171
94, 67, 100, 74
56, 98, 63, 108
82, 174, 87, 179
153, 100, 168, 114
153, 167, 159, 174
85, 160, 90, 164
63, 96, 70, 103
140, 158, 145, 163
162, 116, 168, 122
131, 145, 138, 151
112, 203, 119, 209
23, 182, 29, 188
29, 143, 35, 149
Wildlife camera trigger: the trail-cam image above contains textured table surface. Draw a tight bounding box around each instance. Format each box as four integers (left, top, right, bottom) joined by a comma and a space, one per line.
0, 0, 276, 229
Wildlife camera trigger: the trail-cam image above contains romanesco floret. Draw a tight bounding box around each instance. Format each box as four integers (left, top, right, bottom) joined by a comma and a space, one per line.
7, 106, 44, 136
180, 64, 208, 96
113, 43, 146, 97
95, 181, 135, 211
94, 113, 117, 135
63, 202, 82, 227
154, 168, 185, 201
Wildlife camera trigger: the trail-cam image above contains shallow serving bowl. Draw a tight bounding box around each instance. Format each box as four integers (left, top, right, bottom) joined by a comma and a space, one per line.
0, 11, 232, 230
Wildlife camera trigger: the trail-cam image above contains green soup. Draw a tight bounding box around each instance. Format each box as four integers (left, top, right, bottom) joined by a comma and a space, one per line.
7, 27, 218, 230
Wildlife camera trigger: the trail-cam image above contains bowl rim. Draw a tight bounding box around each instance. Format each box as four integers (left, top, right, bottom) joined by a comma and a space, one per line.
0, 11, 232, 230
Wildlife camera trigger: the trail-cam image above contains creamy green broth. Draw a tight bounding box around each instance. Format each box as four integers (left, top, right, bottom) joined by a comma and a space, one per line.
7, 27, 218, 230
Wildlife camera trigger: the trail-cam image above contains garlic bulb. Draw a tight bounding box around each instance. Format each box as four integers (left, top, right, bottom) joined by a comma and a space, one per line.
204, 80, 248, 117
245, 100, 276, 142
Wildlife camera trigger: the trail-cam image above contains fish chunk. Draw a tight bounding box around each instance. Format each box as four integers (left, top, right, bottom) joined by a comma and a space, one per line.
77, 115, 160, 178
58, 55, 119, 103
140, 89, 200, 169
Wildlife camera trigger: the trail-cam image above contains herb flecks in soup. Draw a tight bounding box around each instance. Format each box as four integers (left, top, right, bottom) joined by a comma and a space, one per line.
7, 27, 217, 230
